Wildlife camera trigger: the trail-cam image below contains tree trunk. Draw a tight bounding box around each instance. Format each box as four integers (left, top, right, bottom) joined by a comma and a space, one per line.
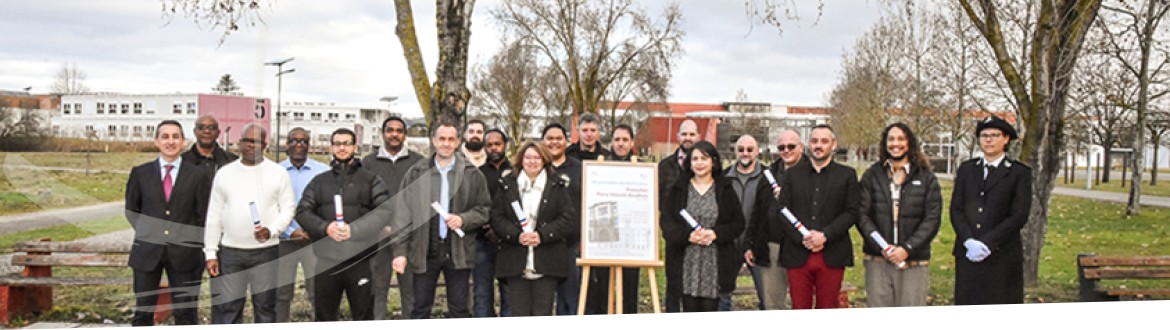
1151, 135, 1160, 186
1102, 145, 1113, 183
434, 0, 476, 127
394, 0, 435, 123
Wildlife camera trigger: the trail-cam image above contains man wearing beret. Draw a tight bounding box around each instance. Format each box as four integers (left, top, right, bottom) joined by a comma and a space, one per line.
950, 115, 1033, 304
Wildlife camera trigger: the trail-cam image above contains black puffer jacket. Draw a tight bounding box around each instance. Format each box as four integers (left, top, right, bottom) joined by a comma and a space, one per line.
856, 161, 942, 262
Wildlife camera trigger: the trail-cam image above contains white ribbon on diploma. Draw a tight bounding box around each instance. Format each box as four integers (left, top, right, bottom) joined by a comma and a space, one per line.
779, 207, 811, 237
679, 209, 702, 231
430, 201, 466, 237
869, 231, 907, 269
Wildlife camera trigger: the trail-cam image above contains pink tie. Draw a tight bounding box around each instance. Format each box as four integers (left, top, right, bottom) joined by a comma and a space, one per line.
163, 164, 174, 202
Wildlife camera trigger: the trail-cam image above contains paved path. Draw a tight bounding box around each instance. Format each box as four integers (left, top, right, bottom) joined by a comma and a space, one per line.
937, 173, 1170, 208
0, 164, 128, 175
0, 201, 124, 236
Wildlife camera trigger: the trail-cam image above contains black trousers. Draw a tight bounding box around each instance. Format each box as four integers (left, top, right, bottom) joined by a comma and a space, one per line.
412, 252, 471, 319
681, 295, 719, 312
132, 253, 202, 326
313, 256, 374, 321
505, 276, 560, 317
585, 267, 640, 314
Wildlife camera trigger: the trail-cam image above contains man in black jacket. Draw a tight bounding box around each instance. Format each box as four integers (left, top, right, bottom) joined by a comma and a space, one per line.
951, 116, 1032, 305
182, 115, 238, 174
746, 129, 806, 310
656, 119, 699, 313
362, 116, 423, 320
473, 128, 512, 317
296, 128, 391, 321
565, 112, 609, 161
776, 125, 859, 309
857, 123, 942, 307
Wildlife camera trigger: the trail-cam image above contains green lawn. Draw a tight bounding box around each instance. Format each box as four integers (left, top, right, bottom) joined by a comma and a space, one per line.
0, 216, 129, 253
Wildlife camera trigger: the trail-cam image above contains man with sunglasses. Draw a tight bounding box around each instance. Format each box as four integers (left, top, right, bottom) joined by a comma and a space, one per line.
204, 124, 296, 323
744, 129, 806, 310
719, 134, 767, 311
275, 127, 328, 322
183, 115, 239, 174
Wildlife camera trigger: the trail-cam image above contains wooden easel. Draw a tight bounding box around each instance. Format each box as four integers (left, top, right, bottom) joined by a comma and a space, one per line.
576, 259, 664, 315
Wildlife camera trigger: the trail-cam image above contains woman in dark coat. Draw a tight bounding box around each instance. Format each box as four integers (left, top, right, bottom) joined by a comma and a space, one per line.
491, 141, 579, 316
661, 140, 745, 312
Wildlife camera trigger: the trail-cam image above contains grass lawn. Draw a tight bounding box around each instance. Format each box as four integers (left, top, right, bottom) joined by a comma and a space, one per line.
7, 181, 1169, 325
0, 216, 129, 254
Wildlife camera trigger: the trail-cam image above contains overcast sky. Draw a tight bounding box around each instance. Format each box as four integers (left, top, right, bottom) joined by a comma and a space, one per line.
0, 0, 882, 118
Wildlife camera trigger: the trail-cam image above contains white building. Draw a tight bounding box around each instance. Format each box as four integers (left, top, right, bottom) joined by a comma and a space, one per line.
51, 93, 268, 145
274, 101, 399, 154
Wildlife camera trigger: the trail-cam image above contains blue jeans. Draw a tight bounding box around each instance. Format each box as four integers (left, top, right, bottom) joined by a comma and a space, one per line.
473, 239, 511, 317
555, 247, 581, 315
718, 263, 765, 311
210, 246, 279, 324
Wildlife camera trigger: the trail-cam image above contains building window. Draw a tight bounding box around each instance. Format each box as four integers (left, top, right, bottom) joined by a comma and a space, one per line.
293, 112, 304, 121
120, 125, 129, 137
75, 103, 82, 113
345, 114, 355, 121
107, 125, 116, 133
146, 125, 154, 135
85, 125, 94, 133
328, 113, 340, 123
96, 103, 105, 114
62, 103, 71, 115
187, 102, 197, 115
310, 113, 322, 121
173, 103, 182, 114
133, 102, 143, 114
121, 104, 129, 114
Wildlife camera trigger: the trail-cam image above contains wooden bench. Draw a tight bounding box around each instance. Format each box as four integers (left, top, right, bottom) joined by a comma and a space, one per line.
0, 238, 171, 324
1077, 253, 1170, 302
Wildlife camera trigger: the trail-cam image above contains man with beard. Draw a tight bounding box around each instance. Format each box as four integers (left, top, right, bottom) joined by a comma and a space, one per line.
744, 129, 807, 310
583, 124, 640, 314
297, 128, 391, 321
275, 127, 328, 322
204, 124, 295, 324
857, 123, 942, 307
951, 116, 1031, 305
183, 115, 239, 174
719, 134, 767, 311
776, 125, 859, 309
566, 113, 609, 161
541, 123, 583, 315
657, 119, 699, 313
125, 120, 213, 326
473, 128, 512, 317
362, 116, 424, 320
462, 120, 487, 167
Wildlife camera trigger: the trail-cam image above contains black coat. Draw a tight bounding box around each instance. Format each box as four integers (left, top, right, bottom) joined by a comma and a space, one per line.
491, 169, 579, 279
776, 160, 860, 269
857, 161, 943, 261
745, 156, 810, 267
661, 178, 746, 295
296, 160, 391, 263
950, 157, 1032, 304
124, 159, 213, 272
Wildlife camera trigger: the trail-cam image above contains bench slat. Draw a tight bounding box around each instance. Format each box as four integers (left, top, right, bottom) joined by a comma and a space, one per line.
11, 254, 128, 267
1103, 289, 1170, 297
14, 241, 131, 254
1084, 268, 1170, 279
0, 276, 131, 286
1079, 256, 1170, 267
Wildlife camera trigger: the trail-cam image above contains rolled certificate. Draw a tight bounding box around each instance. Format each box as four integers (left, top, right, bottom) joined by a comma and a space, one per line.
511, 201, 532, 233
249, 201, 262, 230
430, 201, 466, 237
679, 209, 702, 231
333, 195, 344, 223
868, 231, 907, 269
762, 170, 780, 192
779, 207, 811, 237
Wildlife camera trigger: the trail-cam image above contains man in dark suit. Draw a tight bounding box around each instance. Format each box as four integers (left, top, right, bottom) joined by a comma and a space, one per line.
951, 115, 1032, 305
657, 119, 699, 313
124, 120, 213, 326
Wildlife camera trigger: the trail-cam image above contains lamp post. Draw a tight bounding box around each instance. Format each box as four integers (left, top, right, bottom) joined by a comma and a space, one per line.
265, 57, 295, 162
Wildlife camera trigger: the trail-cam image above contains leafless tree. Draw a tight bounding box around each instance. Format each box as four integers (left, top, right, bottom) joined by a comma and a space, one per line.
50, 63, 90, 95
470, 39, 542, 146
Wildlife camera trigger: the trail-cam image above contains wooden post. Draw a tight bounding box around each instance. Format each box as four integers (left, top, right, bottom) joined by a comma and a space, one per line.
613, 267, 623, 314
647, 267, 661, 313
577, 265, 591, 315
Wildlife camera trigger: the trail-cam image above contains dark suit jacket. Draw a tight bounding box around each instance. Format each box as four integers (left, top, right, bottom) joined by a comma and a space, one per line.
776, 160, 859, 269
491, 169, 578, 279
661, 178, 746, 295
124, 159, 213, 272
950, 157, 1032, 258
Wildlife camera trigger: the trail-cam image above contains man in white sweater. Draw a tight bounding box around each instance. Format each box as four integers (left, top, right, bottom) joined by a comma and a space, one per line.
204, 124, 295, 324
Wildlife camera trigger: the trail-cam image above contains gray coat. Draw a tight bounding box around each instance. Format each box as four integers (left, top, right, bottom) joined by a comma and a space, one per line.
353, 154, 491, 273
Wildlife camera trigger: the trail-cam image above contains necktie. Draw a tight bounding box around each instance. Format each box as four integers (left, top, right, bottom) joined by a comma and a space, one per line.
163, 164, 174, 202
984, 164, 995, 180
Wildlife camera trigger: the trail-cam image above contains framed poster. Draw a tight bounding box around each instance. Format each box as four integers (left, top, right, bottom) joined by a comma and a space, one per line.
579, 161, 660, 266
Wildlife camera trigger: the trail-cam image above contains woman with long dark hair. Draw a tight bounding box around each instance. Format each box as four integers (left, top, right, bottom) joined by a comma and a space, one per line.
490, 141, 579, 316
661, 140, 745, 312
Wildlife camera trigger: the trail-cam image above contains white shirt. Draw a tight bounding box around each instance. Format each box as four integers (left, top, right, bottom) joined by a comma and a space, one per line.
378, 146, 411, 162
158, 156, 182, 181
204, 158, 296, 259
516, 170, 547, 273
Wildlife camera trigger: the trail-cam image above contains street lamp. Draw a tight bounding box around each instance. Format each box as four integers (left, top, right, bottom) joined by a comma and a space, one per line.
265, 57, 295, 162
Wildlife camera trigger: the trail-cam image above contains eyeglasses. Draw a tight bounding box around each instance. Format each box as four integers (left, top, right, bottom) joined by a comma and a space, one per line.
239, 138, 260, 145
777, 144, 799, 152
980, 132, 1004, 139
736, 147, 755, 153
331, 140, 355, 146
195, 124, 219, 131
287, 138, 309, 145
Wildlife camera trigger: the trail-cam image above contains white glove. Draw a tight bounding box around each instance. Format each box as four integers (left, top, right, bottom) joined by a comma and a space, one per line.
963, 239, 991, 262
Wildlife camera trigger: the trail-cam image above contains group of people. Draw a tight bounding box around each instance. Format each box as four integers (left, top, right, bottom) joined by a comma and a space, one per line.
123, 110, 1031, 325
